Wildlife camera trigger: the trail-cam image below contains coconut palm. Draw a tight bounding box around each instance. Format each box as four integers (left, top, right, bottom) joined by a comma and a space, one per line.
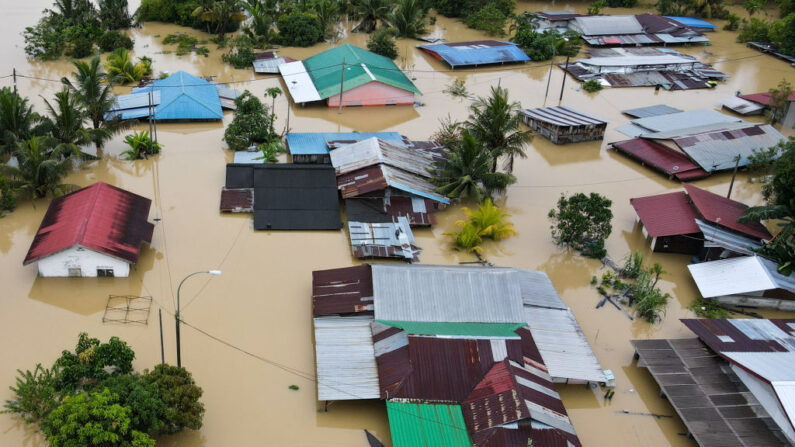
0, 136, 78, 198
104, 48, 149, 84
0, 88, 44, 157
314, 0, 342, 37
121, 130, 161, 160
194, 0, 247, 39
351, 0, 391, 33
466, 86, 532, 173
62, 57, 128, 149
429, 130, 516, 203
388, 0, 426, 38
41, 88, 100, 160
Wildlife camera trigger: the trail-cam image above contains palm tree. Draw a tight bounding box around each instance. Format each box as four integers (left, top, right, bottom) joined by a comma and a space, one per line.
62, 57, 128, 148
351, 0, 391, 33
428, 130, 516, 203
466, 86, 532, 173
460, 199, 516, 241
388, 0, 426, 38
314, 0, 342, 37
41, 88, 100, 160
0, 88, 44, 157
195, 0, 247, 39
104, 48, 149, 84
0, 136, 77, 198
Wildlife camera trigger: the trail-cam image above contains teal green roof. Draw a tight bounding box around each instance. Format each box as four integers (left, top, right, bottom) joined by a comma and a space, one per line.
386, 401, 471, 447
378, 321, 527, 338
302, 44, 421, 99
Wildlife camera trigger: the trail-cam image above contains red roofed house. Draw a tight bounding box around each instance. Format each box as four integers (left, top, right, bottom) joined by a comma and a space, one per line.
630, 184, 771, 256
23, 182, 154, 277
739, 91, 795, 128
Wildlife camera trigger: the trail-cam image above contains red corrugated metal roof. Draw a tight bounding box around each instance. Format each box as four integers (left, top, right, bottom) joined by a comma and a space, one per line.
463, 361, 529, 433
384, 196, 437, 227
739, 92, 795, 105
683, 184, 772, 240
24, 182, 153, 265
312, 265, 374, 316
219, 188, 253, 212
681, 318, 795, 353
611, 139, 709, 180
630, 191, 701, 237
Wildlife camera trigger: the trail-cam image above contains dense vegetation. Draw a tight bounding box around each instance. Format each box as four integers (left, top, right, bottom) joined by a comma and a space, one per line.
367, 29, 399, 59
548, 192, 613, 259
737, 9, 795, 57
446, 199, 516, 254
595, 252, 671, 323
223, 90, 279, 151
2, 333, 204, 446
24, 0, 133, 60
656, 0, 729, 19
432, 0, 514, 36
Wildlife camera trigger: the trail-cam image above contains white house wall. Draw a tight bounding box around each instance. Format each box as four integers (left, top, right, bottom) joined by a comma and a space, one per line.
731, 364, 795, 444
36, 245, 131, 277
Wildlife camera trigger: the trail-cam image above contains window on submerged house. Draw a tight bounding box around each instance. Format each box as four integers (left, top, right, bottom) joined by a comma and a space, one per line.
97, 268, 115, 277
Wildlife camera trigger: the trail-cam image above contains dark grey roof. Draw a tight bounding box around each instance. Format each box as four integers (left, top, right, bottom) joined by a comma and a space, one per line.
345, 198, 392, 223
520, 106, 608, 127
622, 104, 683, 118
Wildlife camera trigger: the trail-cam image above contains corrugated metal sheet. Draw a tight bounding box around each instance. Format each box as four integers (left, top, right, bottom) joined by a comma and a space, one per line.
24, 182, 154, 265
286, 131, 404, 156
516, 270, 568, 310
573, 15, 644, 35
219, 188, 253, 213
740, 91, 795, 105
655, 33, 709, 44
682, 318, 795, 353
215, 85, 241, 110
630, 191, 700, 237
578, 55, 694, 67
348, 217, 418, 260
106, 91, 161, 120
312, 264, 374, 316
622, 104, 683, 118
279, 61, 322, 103
684, 184, 771, 240
697, 219, 764, 256
629, 109, 741, 134
337, 164, 450, 204
378, 321, 526, 338
386, 400, 471, 447
720, 96, 766, 115
135, 71, 224, 120
723, 352, 795, 383
252, 56, 295, 74
385, 195, 437, 227
417, 41, 530, 67
610, 138, 709, 180
330, 137, 436, 177
687, 256, 795, 298
232, 151, 264, 164
313, 315, 380, 401
371, 264, 525, 324
676, 124, 786, 172
666, 16, 717, 30
520, 106, 608, 127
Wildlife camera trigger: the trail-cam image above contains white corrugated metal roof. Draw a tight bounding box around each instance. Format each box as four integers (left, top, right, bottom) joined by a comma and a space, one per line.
723, 352, 795, 382
677, 124, 786, 172
573, 15, 643, 35
313, 315, 380, 401
371, 265, 525, 323
517, 270, 567, 310
253, 57, 288, 73
520, 106, 608, 127
774, 382, 795, 438
698, 219, 763, 256
279, 61, 322, 103
579, 55, 694, 67
720, 96, 766, 115
688, 256, 795, 298
622, 104, 683, 118
330, 137, 435, 177
631, 109, 741, 134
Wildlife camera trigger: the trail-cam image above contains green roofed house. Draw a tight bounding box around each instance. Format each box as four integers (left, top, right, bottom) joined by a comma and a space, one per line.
279, 44, 421, 107
386, 400, 471, 447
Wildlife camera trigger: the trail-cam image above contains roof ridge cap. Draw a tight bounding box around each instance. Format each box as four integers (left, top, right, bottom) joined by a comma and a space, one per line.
78, 183, 104, 245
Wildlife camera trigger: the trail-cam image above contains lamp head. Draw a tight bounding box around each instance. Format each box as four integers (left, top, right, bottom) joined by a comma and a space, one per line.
208, 270, 222, 276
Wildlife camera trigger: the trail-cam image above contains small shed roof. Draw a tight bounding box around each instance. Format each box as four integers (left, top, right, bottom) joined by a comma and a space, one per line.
683, 184, 772, 240
24, 182, 153, 265
312, 264, 374, 316
286, 131, 405, 156
348, 217, 417, 260
611, 138, 709, 180
371, 265, 526, 324
622, 104, 683, 118
573, 15, 644, 35
697, 219, 763, 256
676, 124, 786, 172
417, 41, 530, 67
386, 400, 471, 447
739, 91, 795, 105
313, 315, 380, 401
520, 106, 608, 127
720, 96, 766, 115
687, 256, 795, 298
135, 71, 224, 120
630, 192, 700, 237
330, 137, 436, 177
666, 16, 717, 29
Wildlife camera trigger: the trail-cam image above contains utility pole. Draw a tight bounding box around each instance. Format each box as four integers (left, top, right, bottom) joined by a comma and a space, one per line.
12, 68, 17, 94
559, 54, 571, 102
148, 91, 154, 155
338, 58, 345, 115
544, 42, 557, 99
727, 155, 741, 199
158, 308, 165, 365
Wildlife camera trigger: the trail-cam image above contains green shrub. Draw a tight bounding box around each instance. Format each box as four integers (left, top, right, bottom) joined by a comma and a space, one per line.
68, 37, 94, 58
548, 192, 613, 257
466, 3, 508, 36
582, 79, 603, 92
588, 0, 606, 15
99, 30, 134, 52
223, 91, 277, 151
688, 297, 730, 318
512, 28, 581, 60
222, 35, 255, 68
0, 175, 16, 215
367, 29, 398, 59
606, 0, 638, 6
277, 12, 323, 47
121, 131, 161, 160
143, 365, 204, 434
738, 17, 772, 42
724, 13, 741, 31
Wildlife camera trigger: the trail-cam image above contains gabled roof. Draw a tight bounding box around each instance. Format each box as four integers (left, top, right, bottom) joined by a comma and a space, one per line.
617, 109, 741, 137
683, 184, 772, 240
573, 15, 644, 35
286, 131, 405, 156
665, 16, 717, 29
622, 104, 683, 118
611, 138, 709, 180
418, 41, 530, 67
330, 137, 437, 177
687, 256, 795, 298
303, 44, 420, 99
520, 106, 608, 127
675, 124, 786, 172
336, 163, 450, 204
24, 182, 153, 265
740, 91, 795, 105
630, 191, 700, 237
135, 71, 223, 120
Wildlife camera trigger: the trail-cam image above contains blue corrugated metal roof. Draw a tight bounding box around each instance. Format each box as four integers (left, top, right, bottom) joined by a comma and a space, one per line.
418, 41, 530, 67
286, 132, 404, 155
665, 16, 717, 29
136, 71, 223, 120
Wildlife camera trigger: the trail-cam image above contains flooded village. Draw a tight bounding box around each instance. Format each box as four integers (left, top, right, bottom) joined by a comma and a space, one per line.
0, 0, 794, 446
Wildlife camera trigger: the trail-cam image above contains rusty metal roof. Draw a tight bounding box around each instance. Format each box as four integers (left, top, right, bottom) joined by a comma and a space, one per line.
630, 191, 701, 237
330, 137, 437, 178
313, 315, 380, 401
219, 188, 253, 213
337, 164, 450, 204
348, 217, 418, 261
682, 319, 795, 353
312, 265, 373, 316
24, 182, 154, 265
610, 138, 709, 181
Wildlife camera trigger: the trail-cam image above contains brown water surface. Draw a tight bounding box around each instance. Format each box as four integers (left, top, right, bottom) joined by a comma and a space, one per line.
1, 1, 793, 446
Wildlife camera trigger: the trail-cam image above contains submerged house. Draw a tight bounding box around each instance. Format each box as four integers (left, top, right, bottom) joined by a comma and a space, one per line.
219, 164, 342, 230
311, 264, 606, 446
417, 40, 530, 68
688, 257, 795, 310
23, 182, 154, 277
279, 44, 421, 107
107, 71, 239, 121
252, 51, 295, 74
520, 106, 608, 144
285, 131, 408, 164
632, 318, 795, 446
724, 91, 795, 127
630, 184, 771, 256
569, 14, 709, 46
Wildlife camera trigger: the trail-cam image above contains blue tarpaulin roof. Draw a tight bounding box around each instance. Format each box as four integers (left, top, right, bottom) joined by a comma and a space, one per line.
418, 41, 531, 68
666, 16, 717, 29
135, 71, 224, 120
286, 132, 404, 155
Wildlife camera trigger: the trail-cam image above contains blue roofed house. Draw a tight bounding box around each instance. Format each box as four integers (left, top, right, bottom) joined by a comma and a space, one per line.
665, 16, 717, 31
418, 41, 531, 68
286, 131, 407, 163
108, 71, 239, 121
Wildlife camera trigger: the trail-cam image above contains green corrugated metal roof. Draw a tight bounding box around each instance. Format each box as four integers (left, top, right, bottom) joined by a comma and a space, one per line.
303, 44, 421, 99
378, 321, 527, 338
386, 401, 471, 447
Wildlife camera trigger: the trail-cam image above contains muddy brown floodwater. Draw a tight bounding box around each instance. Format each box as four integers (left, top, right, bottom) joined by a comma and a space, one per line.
1, 0, 794, 446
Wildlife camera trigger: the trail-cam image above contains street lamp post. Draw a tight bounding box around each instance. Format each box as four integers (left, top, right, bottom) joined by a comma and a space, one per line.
175, 270, 222, 367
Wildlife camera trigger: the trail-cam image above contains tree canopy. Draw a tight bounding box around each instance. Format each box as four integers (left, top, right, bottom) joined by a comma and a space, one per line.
548, 192, 613, 258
